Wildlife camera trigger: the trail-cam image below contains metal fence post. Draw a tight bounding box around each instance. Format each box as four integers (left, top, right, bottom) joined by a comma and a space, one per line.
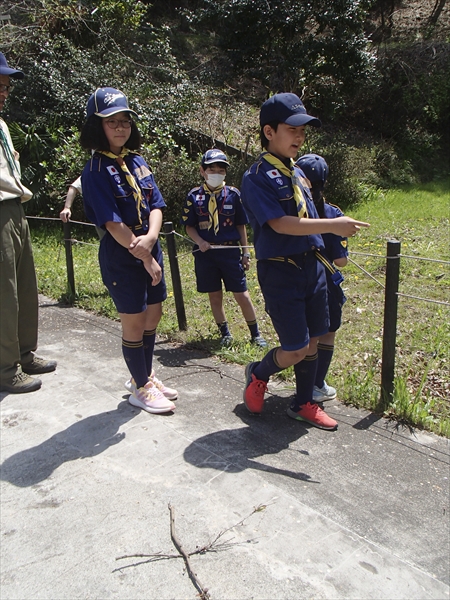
63, 221, 76, 302
163, 222, 187, 331
380, 239, 401, 407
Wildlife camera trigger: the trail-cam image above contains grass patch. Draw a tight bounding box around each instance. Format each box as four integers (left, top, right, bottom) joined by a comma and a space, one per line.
29, 179, 449, 436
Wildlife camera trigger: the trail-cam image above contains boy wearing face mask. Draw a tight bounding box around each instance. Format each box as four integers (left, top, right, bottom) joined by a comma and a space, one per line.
181, 149, 267, 347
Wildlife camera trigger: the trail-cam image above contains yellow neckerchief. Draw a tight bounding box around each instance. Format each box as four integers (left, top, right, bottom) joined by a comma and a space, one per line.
204, 181, 225, 235
261, 152, 309, 218
98, 148, 145, 225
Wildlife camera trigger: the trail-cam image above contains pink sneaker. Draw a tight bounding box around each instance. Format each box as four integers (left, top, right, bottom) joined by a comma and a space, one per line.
149, 370, 178, 400
128, 383, 175, 414
125, 373, 178, 400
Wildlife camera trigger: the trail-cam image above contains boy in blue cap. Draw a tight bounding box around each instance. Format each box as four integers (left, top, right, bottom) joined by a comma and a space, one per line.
296, 153, 348, 403
241, 93, 369, 430
181, 149, 267, 347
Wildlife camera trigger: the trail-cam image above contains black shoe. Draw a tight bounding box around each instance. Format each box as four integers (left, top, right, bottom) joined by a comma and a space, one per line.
22, 356, 57, 375
0, 372, 42, 393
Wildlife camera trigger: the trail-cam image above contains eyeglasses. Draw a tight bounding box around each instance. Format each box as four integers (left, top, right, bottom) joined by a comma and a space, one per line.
0, 84, 12, 93
105, 118, 132, 129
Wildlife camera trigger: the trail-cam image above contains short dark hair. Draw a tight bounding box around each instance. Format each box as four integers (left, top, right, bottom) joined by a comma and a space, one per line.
79, 115, 142, 151
260, 121, 279, 149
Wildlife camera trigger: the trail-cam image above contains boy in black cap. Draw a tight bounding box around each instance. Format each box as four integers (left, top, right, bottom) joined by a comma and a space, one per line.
181, 149, 267, 347
0, 53, 57, 394
296, 153, 348, 403
241, 93, 369, 430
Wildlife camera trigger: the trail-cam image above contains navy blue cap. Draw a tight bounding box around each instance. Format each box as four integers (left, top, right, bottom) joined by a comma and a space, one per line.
260, 93, 321, 128
296, 154, 329, 189
86, 87, 138, 118
0, 53, 24, 79
201, 149, 229, 167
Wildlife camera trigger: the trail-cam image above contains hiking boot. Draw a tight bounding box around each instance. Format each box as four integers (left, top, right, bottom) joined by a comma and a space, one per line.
22, 356, 57, 375
313, 381, 337, 402
0, 371, 42, 394
251, 335, 268, 348
243, 361, 267, 414
220, 334, 233, 347
287, 402, 338, 430
149, 370, 178, 400
128, 384, 175, 414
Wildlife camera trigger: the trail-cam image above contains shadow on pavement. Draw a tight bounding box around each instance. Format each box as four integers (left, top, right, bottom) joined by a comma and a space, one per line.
183, 400, 320, 484
0, 401, 135, 487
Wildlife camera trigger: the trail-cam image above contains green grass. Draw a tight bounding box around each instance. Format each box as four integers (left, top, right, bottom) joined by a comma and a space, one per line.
29, 180, 450, 436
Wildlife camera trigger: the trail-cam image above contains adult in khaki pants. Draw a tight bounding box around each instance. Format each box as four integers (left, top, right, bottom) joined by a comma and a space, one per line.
0, 53, 56, 393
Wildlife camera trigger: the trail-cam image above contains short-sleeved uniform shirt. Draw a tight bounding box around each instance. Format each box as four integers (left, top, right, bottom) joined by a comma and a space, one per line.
241, 155, 328, 350
82, 151, 167, 313
321, 203, 348, 332
180, 184, 249, 293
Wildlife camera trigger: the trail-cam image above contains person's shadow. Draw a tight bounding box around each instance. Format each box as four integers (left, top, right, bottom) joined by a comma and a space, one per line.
183, 399, 320, 484
0, 401, 135, 487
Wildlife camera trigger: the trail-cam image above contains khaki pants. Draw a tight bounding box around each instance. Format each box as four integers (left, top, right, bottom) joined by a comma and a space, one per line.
0, 198, 38, 380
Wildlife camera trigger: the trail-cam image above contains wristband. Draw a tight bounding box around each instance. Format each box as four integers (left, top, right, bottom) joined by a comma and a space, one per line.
242, 253, 251, 258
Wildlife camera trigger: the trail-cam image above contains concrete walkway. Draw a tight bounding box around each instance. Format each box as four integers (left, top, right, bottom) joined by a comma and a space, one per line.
1, 296, 449, 600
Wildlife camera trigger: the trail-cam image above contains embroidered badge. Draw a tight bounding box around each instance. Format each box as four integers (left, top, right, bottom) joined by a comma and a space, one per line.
107, 165, 119, 176
199, 222, 209, 229
182, 215, 188, 221
341, 240, 348, 248
276, 178, 284, 186
266, 169, 281, 179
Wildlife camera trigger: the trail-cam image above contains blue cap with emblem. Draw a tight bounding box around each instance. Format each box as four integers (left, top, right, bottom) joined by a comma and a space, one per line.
296, 154, 329, 190
260, 93, 321, 128
0, 53, 24, 79
201, 149, 230, 167
86, 87, 139, 119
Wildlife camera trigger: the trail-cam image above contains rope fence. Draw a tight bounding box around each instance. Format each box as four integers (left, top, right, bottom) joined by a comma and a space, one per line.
27, 216, 449, 405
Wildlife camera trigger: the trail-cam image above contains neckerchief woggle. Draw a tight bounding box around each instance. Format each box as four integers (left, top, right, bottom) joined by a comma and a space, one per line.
99, 149, 146, 225
261, 152, 309, 218
204, 181, 225, 235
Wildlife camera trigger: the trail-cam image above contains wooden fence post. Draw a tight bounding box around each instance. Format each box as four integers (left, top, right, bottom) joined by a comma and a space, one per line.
380, 239, 401, 407
63, 221, 76, 302
163, 222, 187, 331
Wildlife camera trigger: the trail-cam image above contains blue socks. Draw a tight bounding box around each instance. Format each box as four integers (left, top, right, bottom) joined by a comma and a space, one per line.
290, 352, 318, 411
143, 329, 156, 376
315, 343, 334, 388
253, 348, 283, 381
122, 339, 148, 389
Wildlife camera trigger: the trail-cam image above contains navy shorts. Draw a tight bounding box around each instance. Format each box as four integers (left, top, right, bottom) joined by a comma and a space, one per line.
257, 253, 329, 351
99, 234, 167, 314
328, 283, 346, 333
194, 246, 247, 293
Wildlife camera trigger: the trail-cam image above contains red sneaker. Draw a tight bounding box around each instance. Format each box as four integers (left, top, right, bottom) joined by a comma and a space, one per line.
287, 402, 338, 430
243, 362, 267, 414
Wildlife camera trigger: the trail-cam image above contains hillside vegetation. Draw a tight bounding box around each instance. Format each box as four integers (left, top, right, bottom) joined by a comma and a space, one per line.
0, 0, 448, 220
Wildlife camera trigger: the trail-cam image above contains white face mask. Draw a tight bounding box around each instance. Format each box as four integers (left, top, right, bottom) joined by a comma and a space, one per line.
205, 173, 225, 189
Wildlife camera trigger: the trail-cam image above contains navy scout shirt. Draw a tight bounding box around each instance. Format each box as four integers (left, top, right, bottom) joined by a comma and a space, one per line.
240, 155, 325, 259
82, 152, 166, 238
181, 184, 249, 244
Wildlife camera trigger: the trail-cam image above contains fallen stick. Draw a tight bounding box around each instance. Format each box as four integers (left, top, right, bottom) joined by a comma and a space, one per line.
169, 503, 210, 600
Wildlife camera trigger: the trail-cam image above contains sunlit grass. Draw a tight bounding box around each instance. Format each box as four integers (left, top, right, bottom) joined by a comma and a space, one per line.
30, 179, 450, 436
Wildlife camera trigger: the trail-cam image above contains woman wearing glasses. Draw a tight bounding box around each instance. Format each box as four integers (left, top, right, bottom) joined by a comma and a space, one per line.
80, 87, 177, 414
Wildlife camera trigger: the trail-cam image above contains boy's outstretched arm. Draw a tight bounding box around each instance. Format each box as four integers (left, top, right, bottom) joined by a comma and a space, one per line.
267, 215, 369, 238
